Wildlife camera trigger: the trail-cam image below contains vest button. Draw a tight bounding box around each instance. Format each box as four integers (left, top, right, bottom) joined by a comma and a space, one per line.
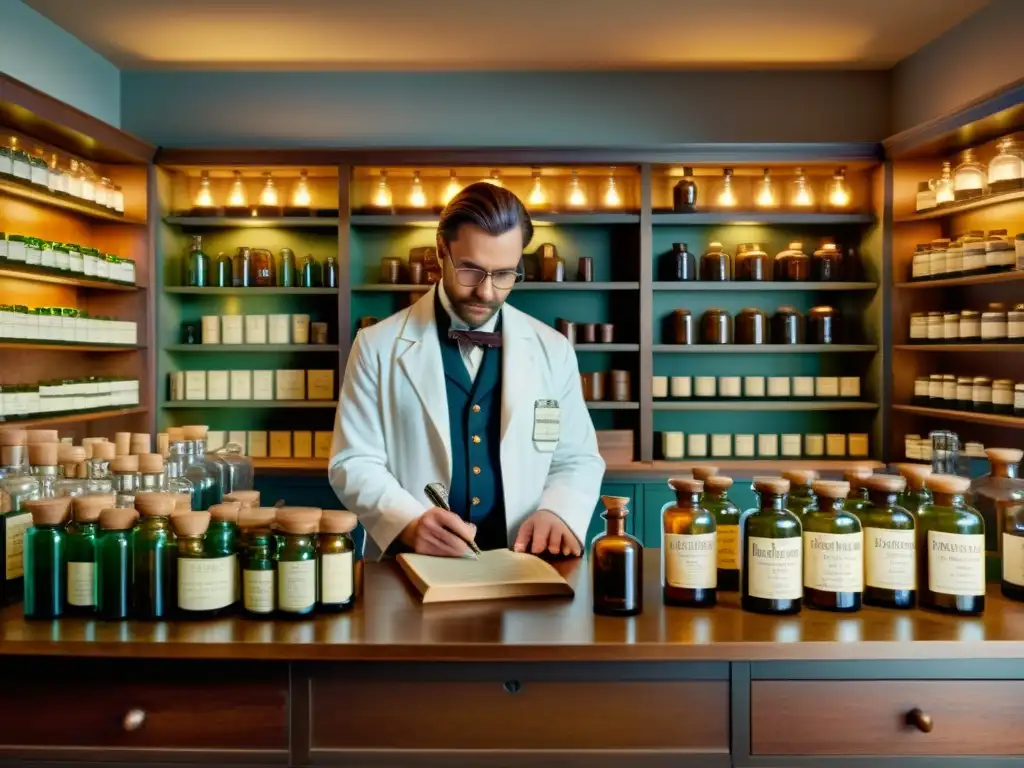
472, 497, 481, 506
472, 435, 481, 444
472, 404, 481, 413
472, 466, 482, 475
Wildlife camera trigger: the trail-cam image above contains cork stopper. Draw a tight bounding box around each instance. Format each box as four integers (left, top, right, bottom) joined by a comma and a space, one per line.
692, 466, 718, 482
238, 507, 277, 531
170, 510, 211, 536
167, 427, 185, 443
27, 442, 59, 467
26, 429, 59, 443
752, 476, 791, 494
895, 463, 932, 490
91, 441, 116, 461
844, 468, 874, 484
864, 474, 907, 494
320, 510, 358, 534
134, 492, 177, 518
986, 448, 1023, 465
110, 455, 139, 473
704, 475, 734, 492
157, 433, 170, 458
223, 490, 260, 509
73, 493, 115, 522
137, 453, 165, 474
668, 477, 704, 494
172, 492, 192, 513
782, 469, 819, 486
0, 428, 27, 446
925, 473, 971, 495
114, 432, 131, 456
130, 433, 151, 454
100, 507, 138, 531
209, 502, 242, 523
182, 425, 208, 440
811, 480, 850, 502
276, 508, 320, 535
25, 497, 72, 526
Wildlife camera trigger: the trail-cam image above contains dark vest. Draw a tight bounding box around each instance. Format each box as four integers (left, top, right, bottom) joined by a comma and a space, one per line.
435, 294, 507, 550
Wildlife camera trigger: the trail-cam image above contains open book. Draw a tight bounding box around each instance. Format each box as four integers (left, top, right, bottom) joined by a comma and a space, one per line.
397, 549, 575, 604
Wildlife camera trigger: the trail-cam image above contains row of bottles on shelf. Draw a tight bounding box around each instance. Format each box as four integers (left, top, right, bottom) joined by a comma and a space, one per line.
0, 136, 126, 214
657, 432, 870, 460
909, 304, 1024, 344
913, 374, 1024, 415
660, 240, 862, 282
666, 304, 844, 345
594, 450, 1024, 618
185, 236, 338, 289
0, 233, 136, 283
915, 136, 1024, 212
669, 166, 856, 212
0, 305, 137, 345
910, 230, 1023, 280
0, 378, 139, 421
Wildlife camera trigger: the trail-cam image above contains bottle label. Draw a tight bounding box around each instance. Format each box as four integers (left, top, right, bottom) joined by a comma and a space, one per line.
803, 531, 863, 593
928, 531, 984, 596
864, 527, 916, 591
243, 568, 275, 614
278, 559, 316, 612
321, 552, 354, 604
67, 561, 96, 606
178, 555, 236, 611
4, 512, 32, 580
746, 536, 802, 600
716, 525, 739, 571
664, 532, 717, 589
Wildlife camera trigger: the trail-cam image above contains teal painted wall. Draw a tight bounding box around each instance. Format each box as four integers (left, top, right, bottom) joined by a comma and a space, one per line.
0, 0, 120, 127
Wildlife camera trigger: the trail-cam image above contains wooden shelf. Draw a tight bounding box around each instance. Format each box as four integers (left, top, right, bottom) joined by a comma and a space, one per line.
165, 287, 338, 296
1, 406, 148, 429
573, 343, 639, 352
164, 216, 340, 229
653, 344, 878, 354
0, 341, 144, 352
653, 400, 879, 412
163, 400, 337, 409
0, 263, 141, 292
892, 404, 1024, 429
895, 188, 1024, 222
586, 402, 639, 410
351, 213, 640, 226
353, 282, 640, 292
895, 344, 1024, 352
652, 212, 874, 226
895, 270, 1024, 290
0, 175, 144, 224
653, 281, 877, 292
164, 344, 339, 353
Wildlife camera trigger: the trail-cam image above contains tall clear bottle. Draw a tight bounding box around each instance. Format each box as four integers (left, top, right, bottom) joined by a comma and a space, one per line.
662, 478, 716, 607
896, 463, 933, 515
186, 235, 209, 287
23, 497, 71, 619
702, 475, 740, 591
969, 448, 1024, 583
85, 441, 115, 494
110, 455, 140, 509
917, 474, 985, 615
66, 494, 112, 616
591, 495, 643, 617
27, 442, 60, 498
741, 477, 802, 615
802, 480, 862, 612
1, 429, 41, 605
781, 469, 818, 517
132, 493, 177, 619
97, 507, 136, 620
860, 474, 916, 609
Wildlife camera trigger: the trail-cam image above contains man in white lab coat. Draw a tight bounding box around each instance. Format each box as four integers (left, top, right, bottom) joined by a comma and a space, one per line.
330, 182, 605, 560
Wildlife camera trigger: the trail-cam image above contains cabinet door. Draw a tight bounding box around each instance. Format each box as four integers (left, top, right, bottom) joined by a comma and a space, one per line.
585, 482, 640, 549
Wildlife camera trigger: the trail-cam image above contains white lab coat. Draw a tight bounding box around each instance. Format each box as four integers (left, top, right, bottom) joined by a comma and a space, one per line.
329, 286, 606, 560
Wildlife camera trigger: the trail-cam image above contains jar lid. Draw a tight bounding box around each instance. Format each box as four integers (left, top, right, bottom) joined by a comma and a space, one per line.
811, 480, 849, 501
691, 466, 718, 481
752, 476, 790, 494
320, 510, 358, 534
668, 477, 703, 494
25, 497, 72, 526
925, 474, 971, 494
72, 493, 114, 522
170, 510, 211, 536
863, 474, 906, 494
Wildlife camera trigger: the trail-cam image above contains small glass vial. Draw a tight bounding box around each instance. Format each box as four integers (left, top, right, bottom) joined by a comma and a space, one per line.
97, 507, 137, 620
917, 474, 985, 615
959, 310, 981, 341
860, 474, 915, 609
896, 463, 933, 515
661, 479, 716, 608
956, 376, 974, 410
65, 493, 111, 616
132, 492, 177, 619
172, 511, 233, 619
239, 507, 277, 617
205, 502, 242, 611
781, 469, 818, 518
276, 507, 321, 618
701, 475, 740, 591
23, 498, 71, 619
318, 510, 358, 613
110, 454, 140, 508
973, 376, 993, 412
741, 477, 802, 615
803, 480, 862, 612
592, 495, 643, 616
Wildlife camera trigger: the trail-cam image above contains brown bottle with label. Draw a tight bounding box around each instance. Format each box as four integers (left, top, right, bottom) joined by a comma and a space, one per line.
591, 496, 643, 617
661, 478, 717, 607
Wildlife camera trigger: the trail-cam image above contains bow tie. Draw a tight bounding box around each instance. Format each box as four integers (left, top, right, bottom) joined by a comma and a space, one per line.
448, 329, 502, 348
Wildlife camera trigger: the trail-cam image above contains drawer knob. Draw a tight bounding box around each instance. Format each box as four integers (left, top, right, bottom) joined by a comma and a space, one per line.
503, 680, 523, 694
906, 708, 933, 733
122, 708, 146, 732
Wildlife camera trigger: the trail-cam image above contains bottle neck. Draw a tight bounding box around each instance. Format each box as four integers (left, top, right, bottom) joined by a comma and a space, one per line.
933, 491, 965, 508
759, 492, 787, 512
868, 490, 899, 508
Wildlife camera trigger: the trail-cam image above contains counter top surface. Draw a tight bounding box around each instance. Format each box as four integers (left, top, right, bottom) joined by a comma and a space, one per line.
1, 555, 1023, 662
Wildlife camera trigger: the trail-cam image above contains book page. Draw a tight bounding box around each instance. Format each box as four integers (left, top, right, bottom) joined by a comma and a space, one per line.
399, 549, 567, 588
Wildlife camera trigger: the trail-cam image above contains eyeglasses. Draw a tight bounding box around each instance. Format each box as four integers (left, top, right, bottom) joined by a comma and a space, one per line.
446, 251, 523, 290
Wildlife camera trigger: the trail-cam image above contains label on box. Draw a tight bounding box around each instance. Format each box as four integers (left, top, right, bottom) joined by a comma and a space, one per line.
840, 377, 861, 398
815, 377, 840, 398
687, 434, 708, 457
207, 371, 229, 401
664, 533, 717, 589
321, 552, 354, 604
293, 431, 313, 458
767, 377, 790, 398
315, 432, 334, 459
278, 560, 316, 613
928, 531, 984, 596
865, 528, 916, 591
276, 370, 305, 401
253, 371, 274, 401
245, 315, 268, 344
270, 431, 292, 458
744, 377, 765, 397
221, 315, 244, 345
734, 435, 755, 457
804, 531, 863, 592
792, 377, 815, 397
711, 434, 731, 457
747, 536, 802, 600
230, 370, 252, 400
185, 371, 207, 400
307, 370, 335, 400
248, 431, 268, 458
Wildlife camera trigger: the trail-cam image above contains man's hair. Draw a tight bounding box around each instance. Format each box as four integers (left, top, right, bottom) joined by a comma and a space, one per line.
437, 181, 533, 251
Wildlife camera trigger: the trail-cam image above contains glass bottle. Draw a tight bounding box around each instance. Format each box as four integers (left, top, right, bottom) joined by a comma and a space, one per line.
953, 149, 987, 201
802, 480, 862, 612
774, 242, 811, 282
299, 254, 321, 288
205, 502, 241, 611
323, 254, 339, 289
699, 243, 730, 281
970, 448, 1024, 584
917, 474, 985, 615
896, 463, 933, 515
860, 474, 916, 609
1, 429, 41, 605
318, 510, 358, 612
278, 248, 296, 287
781, 470, 818, 517
132, 492, 177, 619
276, 507, 320, 618
741, 477, 802, 615
65, 494, 111, 616
701, 476, 740, 591
172, 511, 233, 619
232, 247, 253, 288
987, 136, 1024, 194
213, 252, 232, 288
187, 235, 209, 287
843, 469, 872, 515
239, 507, 277, 617
110, 455, 140, 509
23, 497, 71, 619
672, 167, 697, 212
27, 442, 60, 497
662, 479, 716, 607
97, 507, 136, 620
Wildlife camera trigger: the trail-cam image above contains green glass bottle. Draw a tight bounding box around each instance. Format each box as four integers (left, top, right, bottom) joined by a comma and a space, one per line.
214, 252, 232, 287
239, 507, 277, 617
278, 248, 296, 287
661, 478, 716, 607
65, 494, 111, 616
318, 510, 358, 613
802, 481, 862, 612
132, 492, 177, 619
702, 475, 741, 591
842, 469, 872, 515
896, 463, 933, 516
276, 507, 320, 618
917, 474, 985, 615
860, 474, 916, 609
781, 469, 818, 517
205, 502, 241, 611
23, 498, 71, 619
172, 511, 232, 619
97, 508, 136, 620
186, 235, 209, 287
741, 477, 802, 615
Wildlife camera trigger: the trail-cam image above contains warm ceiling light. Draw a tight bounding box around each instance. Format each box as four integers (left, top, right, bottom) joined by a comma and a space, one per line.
716, 168, 737, 207
754, 168, 777, 208
441, 170, 461, 205
291, 169, 312, 208
372, 170, 393, 208
226, 171, 248, 208
602, 168, 622, 208
483, 169, 503, 187
528, 170, 549, 208
409, 170, 428, 208
194, 171, 215, 209
827, 167, 850, 208
567, 170, 588, 208
790, 167, 815, 208
258, 172, 279, 207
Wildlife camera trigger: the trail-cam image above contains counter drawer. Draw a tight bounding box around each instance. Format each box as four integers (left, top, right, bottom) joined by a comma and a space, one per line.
751, 680, 1024, 756
0, 659, 288, 760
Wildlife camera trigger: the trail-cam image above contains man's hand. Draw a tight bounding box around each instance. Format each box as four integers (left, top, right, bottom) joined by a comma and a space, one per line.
399, 507, 478, 557
513, 509, 582, 557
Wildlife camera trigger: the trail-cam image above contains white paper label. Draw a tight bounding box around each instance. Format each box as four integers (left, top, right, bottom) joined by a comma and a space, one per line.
243, 568, 275, 613
278, 559, 316, 612
747, 536, 802, 600
1002, 534, 1024, 587
5, 512, 32, 580
803, 531, 863, 592
177, 555, 236, 611
864, 528, 916, 591
67, 561, 96, 606
717, 525, 739, 570
664, 532, 716, 589
320, 551, 354, 604
927, 531, 984, 596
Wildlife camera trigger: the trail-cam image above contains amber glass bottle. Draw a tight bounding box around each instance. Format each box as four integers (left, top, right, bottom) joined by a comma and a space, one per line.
896, 463, 933, 516
702, 475, 740, 591
661, 479, 716, 607
592, 496, 643, 616
917, 474, 985, 615
741, 477, 802, 614
802, 481, 862, 612
860, 474, 916, 609
781, 469, 818, 517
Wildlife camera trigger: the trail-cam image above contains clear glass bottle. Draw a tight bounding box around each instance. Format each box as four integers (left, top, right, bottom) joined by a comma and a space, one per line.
953, 149, 987, 201
970, 448, 1024, 584
741, 477, 802, 615
23, 497, 71, 619
65, 494, 111, 616
205, 502, 241, 611
781, 470, 819, 517
97, 507, 136, 620
592, 496, 642, 616
843, 469, 872, 515
239, 507, 277, 617
110, 455, 140, 509
27, 442, 60, 497
132, 493, 177, 619
276, 507, 320, 618
917, 474, 985, 615
85, 441, 115, 494
702, 475, 740, 591
860, 474, 916, 609
172, 511, 233, 619
802, 480, 862, 612
187, 235, 209, 287
661, 479, 716, 608
988, 136, 1024, 193
318, 510, 358, 613
1, 429, 41, 605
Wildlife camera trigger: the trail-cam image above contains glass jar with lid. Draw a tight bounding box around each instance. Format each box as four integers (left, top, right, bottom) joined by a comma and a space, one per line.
973, 376, 993, 412
926, 311, 943, 343
735, 308, 767, 344
960, 310, 981, 341
987, 136, 1024, 194
1008, 303, 1024, 342
985, 230, 1015, 273
734, 243, 768, 281
812, 241, 843, 282
774, 242, 811, 282
942, 312, 960, 341
928, 238, 950, 278
956, 376, 974, 410
911, 244, 931, 281
808, 306, 839, 344
953, 148, 987, 201
699, 242, 730, 281
771, 306, 805, 344
909, 312, 927, 343
982, 303, 1009, 342
700, 308, 732, 344
993, 379, 1015, 414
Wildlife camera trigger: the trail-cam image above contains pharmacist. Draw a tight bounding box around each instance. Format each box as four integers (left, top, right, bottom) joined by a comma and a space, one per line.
330, 182, 605, 559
